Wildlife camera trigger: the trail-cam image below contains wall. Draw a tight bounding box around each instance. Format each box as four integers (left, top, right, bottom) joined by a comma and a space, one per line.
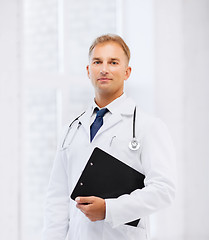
154, 1, 185, 239
154, 0, 209, 239
183, 1, 209, 239
0, 0, 20, 238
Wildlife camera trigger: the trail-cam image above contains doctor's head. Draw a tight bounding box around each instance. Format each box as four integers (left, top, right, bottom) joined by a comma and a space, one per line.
87, 34, 132, 105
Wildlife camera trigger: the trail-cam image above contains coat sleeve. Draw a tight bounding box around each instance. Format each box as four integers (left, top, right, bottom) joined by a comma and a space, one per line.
42, 126, 70, 240
105, 118, 176, 228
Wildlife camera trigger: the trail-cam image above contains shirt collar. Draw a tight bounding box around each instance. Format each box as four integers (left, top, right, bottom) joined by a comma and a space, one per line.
91, 93, 127, 116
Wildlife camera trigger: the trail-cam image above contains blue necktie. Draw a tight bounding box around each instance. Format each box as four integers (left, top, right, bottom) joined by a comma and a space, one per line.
90, 108, 108, 142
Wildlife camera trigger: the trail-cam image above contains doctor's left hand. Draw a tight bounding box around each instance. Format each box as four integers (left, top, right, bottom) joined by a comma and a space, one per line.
75, 196, 106, 222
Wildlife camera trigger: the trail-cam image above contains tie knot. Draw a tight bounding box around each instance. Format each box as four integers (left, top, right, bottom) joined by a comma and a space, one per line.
95, 108, 108, 118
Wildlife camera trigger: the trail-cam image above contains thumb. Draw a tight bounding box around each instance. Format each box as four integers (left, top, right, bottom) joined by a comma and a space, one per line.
75, 196, 94, 204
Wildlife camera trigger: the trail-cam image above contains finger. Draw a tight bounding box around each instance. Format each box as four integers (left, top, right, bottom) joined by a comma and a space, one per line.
76, 204, 86, 214
77, 205, 94, 218
76, 202, 85, 210
75, 196, 94, 204
76, 202, 90, 213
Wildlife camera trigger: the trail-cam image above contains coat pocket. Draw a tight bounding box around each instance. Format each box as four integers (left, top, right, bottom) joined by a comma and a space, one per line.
109, 135, 144, 174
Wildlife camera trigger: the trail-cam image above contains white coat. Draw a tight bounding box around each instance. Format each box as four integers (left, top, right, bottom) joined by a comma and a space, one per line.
42, 95, 176, 240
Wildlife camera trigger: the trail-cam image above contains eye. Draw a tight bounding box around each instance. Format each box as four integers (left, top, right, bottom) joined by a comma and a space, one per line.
93, 60, 101, 65
111, 61, 118, 65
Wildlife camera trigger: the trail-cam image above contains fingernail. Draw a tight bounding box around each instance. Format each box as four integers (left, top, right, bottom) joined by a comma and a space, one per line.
75, 197, 80, 202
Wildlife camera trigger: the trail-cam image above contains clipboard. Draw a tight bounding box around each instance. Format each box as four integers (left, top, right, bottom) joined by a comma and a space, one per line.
71, 147, 145, 227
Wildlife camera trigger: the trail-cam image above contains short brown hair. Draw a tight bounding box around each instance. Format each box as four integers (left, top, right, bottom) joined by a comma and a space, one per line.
88, 34, 131, 63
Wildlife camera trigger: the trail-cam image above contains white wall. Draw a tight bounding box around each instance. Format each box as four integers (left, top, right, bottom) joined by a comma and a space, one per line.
122, 0, 155, 113
154, 0, 209, 239
154, 1, 209, 239
0, 0, 20, 238
154, 1, 185, 239
183, 1, 209, 239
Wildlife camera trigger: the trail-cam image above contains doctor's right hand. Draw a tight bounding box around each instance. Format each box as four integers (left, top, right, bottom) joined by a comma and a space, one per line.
75, 196, 106, 222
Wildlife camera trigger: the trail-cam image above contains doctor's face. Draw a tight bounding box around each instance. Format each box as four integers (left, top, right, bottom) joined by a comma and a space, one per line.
87, 41, 131, 100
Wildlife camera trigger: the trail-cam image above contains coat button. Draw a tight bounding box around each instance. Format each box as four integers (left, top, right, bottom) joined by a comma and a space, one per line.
90, 162, 93, 166
80, 182, 83, 186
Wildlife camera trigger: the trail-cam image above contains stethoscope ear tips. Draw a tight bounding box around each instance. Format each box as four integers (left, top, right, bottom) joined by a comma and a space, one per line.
129, 138, 140, 151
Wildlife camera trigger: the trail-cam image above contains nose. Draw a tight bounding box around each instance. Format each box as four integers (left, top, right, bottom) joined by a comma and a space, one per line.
100, 63, 109, 75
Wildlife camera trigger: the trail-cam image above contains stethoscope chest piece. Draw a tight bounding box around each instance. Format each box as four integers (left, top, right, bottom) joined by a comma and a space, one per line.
129, 137, 140, 151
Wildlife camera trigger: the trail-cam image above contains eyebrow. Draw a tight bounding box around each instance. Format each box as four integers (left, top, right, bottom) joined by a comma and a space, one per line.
92, 57, 101, 61
91, 57, 120, 61
110, 58, 120, 62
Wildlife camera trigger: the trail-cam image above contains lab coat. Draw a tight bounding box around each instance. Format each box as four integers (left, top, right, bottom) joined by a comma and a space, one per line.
42, 96, 176, 240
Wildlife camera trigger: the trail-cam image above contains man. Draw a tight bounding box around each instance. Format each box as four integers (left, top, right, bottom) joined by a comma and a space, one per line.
43, 34, 176, 240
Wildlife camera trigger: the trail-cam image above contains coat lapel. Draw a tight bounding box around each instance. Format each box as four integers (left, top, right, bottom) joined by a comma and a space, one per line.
79, 105, 92, 140
97, 112, 122, 137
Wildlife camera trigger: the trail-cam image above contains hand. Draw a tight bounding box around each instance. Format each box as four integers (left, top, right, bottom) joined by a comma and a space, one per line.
75, 196, 106, 222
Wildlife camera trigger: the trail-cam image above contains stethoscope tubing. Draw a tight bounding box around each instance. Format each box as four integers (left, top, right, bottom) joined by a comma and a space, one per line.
133, 107, 136, 139
61, 111, 85, 149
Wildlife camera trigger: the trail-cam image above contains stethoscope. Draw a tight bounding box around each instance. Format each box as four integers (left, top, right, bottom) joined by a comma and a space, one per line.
61, 111, 85, 149
61, 107, 140, 151
128, 107, 140, 151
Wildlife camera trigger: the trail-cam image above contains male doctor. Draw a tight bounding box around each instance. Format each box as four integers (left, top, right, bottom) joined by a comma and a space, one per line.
43, 34, 176, 240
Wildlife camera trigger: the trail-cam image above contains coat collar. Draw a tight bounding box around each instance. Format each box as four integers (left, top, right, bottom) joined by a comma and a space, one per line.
79, 94, 136, 142
90, 93, 135, 115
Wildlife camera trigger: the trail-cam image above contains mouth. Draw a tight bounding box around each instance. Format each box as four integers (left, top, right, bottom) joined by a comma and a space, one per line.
97, 77, 112, 81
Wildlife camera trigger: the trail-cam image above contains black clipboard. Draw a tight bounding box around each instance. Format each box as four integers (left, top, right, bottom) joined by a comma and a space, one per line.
71, 147, 145, 227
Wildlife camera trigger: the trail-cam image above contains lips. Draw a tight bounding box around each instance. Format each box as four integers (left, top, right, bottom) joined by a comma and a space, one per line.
97, 77, 112, 81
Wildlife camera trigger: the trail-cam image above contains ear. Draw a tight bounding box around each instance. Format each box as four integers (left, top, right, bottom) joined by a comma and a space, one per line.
124, 66, 131, 81
86, 65, 90, 79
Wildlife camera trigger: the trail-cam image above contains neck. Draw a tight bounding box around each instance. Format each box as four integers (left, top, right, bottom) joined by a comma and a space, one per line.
94, 92, 123, 108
